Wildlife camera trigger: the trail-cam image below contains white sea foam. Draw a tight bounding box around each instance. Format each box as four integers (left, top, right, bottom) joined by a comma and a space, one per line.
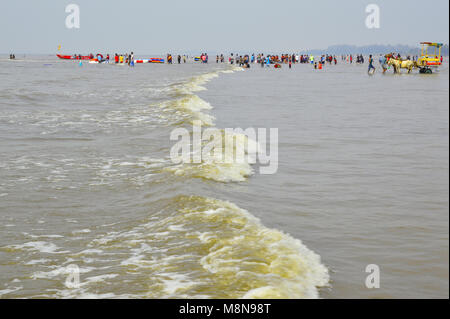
165, 129, 258, 182
80, 196, 328, 298
72, 229, 91, 234
78, 249, 103, 255
6, 241, 69, 254
25, 258, 52, 265
185, 197, 330, 298
83, 274, 118, 284
157, 94, 215, 126
160, 273, 196, 296
0, 287, 22, 297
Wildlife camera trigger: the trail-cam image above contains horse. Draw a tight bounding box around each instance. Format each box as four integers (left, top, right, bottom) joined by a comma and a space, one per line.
387, 58, 416, 73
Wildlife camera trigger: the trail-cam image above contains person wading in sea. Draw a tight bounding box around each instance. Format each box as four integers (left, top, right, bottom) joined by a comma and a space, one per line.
368, 55, 376, 75
129, 52, 134, 66
379, 54, 387, 74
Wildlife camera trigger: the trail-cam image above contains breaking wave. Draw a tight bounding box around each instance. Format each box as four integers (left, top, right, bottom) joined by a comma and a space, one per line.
165, 129, 259, 182
10, 196, 328, 299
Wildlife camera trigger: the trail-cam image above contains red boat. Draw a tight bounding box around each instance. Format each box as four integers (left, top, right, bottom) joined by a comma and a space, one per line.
57, 54, 92, 60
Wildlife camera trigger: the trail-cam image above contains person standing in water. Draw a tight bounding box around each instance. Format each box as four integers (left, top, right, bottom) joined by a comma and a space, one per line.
368, 55, 375, 74
379, 54, 387, 74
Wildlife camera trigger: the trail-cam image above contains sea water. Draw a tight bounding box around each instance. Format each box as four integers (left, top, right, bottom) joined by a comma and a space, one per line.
0, 56, 448, 298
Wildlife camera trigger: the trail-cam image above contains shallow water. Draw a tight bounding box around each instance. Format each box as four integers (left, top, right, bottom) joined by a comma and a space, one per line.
0, 56, 448, 298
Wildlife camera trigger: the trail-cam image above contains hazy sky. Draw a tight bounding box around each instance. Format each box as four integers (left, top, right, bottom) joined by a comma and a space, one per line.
1, 0, 448, 54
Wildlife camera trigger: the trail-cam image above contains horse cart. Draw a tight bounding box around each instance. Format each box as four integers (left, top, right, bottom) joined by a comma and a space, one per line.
417, 42, 443, 74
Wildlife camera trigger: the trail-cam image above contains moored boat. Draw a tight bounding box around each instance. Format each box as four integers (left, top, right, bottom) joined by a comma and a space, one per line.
57, 54, 92, 60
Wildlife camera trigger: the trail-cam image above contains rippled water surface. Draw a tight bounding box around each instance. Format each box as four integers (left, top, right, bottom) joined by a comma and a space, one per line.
0, 56, 448, 298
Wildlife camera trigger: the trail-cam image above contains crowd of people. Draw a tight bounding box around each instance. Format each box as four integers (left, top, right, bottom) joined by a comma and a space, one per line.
113, 53, 134, 65
69, 52, 136, 65
166, 54, 189, 64
207, 53, 341, 69
109, 53, 135, 65
63, 50, 443, 74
